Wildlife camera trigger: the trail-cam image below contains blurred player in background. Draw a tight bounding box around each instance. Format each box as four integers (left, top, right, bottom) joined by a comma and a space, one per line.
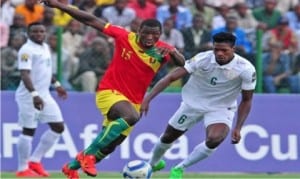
39, 0, 185, 178
15, 22, 67, 177
140, 32, 256, 179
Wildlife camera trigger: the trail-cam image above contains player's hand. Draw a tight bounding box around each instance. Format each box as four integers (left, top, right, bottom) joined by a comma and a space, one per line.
56, 86, 67, 99
231, 128, 241, 144
140, 99, 150, 117
33, 96, 44, 111
39, 0, 60, 7
156, 47, 174, 57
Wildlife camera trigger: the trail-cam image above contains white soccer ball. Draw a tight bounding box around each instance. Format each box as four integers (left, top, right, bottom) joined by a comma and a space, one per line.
122, 160, 153, 179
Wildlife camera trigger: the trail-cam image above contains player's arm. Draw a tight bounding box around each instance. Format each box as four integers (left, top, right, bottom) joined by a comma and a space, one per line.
169, 48, 185, 66
140, 67, 188, 116
20, 70, 44, 110
231, 89, 254, 144
40, 0, 106, 31
157, 47, 185, 66
20, 70, 36, 93
231, 65, 256, 144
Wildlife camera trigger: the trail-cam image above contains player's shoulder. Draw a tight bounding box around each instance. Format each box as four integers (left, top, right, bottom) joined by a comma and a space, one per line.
192, 50, 214, 61
234, 54, 255, 71
104, 23, 128, 34
18, 41, 31, 54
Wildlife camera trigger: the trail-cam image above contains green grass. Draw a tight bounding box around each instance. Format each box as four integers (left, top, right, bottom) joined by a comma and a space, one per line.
1, 172, 300, 179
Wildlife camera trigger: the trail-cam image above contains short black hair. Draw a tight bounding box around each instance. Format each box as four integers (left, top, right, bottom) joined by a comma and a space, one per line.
27, 21, 44, 32
212, 32, 236, 47
140, 19, 162, 32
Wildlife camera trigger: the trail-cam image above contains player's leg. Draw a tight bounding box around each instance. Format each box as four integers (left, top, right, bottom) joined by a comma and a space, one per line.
96, 134, 127, 160
29, 122, 64, 177
65, 134, 127, 171
16, 128, 40, 177
149, 102, 198, 171
29, 97, 65, 177
16, 99, 40, 177
174, 123, 229, 170
171, 109, 234, 178
84, 100, 137, 154
62, 135, 128, 179
150, 124, 184, 172
75, 90, 139, 176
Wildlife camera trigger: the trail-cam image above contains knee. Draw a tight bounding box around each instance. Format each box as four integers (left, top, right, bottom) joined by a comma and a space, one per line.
206, 135, 226, 149
49, 123, 65, 134
123, 114, 140, 126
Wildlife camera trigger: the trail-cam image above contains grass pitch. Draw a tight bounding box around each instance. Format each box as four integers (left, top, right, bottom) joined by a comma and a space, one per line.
1, 172, 300, 179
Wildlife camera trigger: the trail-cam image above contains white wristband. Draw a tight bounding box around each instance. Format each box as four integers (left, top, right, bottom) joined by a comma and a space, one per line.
54, 81, 61, 88
31, 91, 39, 97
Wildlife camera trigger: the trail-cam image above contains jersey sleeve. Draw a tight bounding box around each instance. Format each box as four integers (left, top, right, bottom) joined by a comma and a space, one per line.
240, 66, 256, 90
18, 47, 32, 70
184, 51, 210, 73
102, 23, 129, 38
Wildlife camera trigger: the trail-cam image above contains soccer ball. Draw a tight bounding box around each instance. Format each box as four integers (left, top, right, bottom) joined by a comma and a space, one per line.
122, 160, 153, 179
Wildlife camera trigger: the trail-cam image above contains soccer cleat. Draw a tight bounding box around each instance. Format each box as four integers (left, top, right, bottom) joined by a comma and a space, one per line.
76, 151, 97, 177
16, 168, 40, 177
62, 163, 79, 179
152, 160, 166, 172
28, 161, 50, 177
169, 167, 184, 179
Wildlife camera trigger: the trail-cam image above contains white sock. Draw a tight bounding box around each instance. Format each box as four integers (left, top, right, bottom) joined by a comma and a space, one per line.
30, 129, 61, 162
175, 141, 216, 169
17, 134, 33, 171
148, 140, 172, 167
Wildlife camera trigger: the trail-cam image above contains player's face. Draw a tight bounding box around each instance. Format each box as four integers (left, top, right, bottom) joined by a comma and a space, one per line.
138, 25, 161, 49
213, 42, 235, 65
28, 24, 46, 44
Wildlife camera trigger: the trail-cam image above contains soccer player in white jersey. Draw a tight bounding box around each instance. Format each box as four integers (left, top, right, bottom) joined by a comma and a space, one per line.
140, 32, 256, 178
15, 22, 67, 177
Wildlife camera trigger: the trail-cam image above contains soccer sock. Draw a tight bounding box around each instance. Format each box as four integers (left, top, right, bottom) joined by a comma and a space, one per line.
175, 141, 216, 169
95, 150, 107, 162
30, 129, 61, 162
84, 118, 130, 155
68, 160, 81, 170
17, 134, 33, 171
68, 129, 108, 170
68, 150, 108, 170
148, 140, 172, 167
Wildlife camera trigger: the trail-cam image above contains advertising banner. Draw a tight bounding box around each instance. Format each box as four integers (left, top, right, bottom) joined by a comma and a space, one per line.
1, 92, 299, 173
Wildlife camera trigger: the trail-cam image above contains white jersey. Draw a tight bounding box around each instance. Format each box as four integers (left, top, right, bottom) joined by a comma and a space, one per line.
16, 39, 52, 99
182, 50, 256, 111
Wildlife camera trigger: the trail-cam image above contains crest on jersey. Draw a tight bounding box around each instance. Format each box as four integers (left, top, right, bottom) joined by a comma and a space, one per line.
186, 57, 196, 64
224, 70, 237, 79
21, 53, 29, 62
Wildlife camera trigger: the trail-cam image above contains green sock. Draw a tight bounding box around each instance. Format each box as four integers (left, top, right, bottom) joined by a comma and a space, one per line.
95, 151, 107, 162
68, 148, 107, 170
85, 118, 129, 155
68, 160, 81, 170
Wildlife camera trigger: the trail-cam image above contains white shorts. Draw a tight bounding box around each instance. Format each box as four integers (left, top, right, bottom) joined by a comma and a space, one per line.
16, 94, 64, 128
169, 102, 235, 131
